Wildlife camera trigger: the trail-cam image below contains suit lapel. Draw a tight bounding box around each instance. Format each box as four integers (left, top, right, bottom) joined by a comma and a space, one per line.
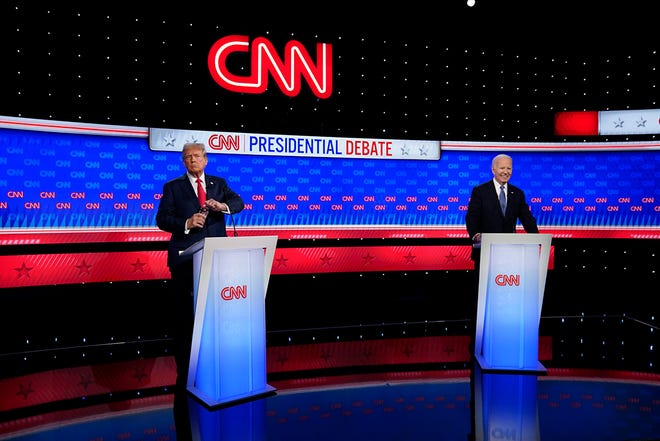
490, 184, 504, 215
182, 175, 197, 199
205, 176, 216, 200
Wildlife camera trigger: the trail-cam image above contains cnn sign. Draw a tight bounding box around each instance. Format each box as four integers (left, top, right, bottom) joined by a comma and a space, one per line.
207, 35, 333, 99
220, 285, 247, 300
495, 274, 520, 286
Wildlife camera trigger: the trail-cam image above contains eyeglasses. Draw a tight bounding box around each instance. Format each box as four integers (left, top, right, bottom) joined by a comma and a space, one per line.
183, 153, 205, 161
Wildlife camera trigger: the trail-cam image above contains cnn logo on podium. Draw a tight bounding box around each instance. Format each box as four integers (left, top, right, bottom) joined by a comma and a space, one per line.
220, 285, 248, 300
495, 274, 520, 286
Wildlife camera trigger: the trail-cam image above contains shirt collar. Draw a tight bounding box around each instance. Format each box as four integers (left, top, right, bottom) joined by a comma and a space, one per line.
493, 179, 506, 191
188, 172, 205, 184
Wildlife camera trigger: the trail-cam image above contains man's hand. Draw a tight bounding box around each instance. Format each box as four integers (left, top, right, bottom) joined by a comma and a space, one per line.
205, 198, 229, 213
187, 212, 207, 229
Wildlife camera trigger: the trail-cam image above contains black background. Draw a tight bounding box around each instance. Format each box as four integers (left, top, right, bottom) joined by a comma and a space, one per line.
0, 1, 657, 372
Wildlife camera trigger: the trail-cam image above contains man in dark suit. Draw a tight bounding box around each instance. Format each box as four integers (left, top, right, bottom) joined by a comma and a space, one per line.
466, 153, 539, 263
156, 142, 244, 390
464, 153, 538, 357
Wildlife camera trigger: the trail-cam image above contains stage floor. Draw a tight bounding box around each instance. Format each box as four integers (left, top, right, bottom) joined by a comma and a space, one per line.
1, 316, 658, 441
1, 367, 659, 441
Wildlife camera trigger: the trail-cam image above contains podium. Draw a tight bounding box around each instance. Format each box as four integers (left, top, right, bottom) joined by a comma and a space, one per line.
474, 233, 552, 372
180, 236, 278, 407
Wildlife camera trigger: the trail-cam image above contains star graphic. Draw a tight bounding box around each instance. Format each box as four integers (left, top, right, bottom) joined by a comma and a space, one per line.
319, 253, 332, 266
14, 262, 33, 279
362, 252, 375, 265
131, 258, 147, 272
403, 252, 416, 264
76, 259, 92, 276
614, 118, 624, 128
16, 382, 34, 399
78, 373, 95, 390
418, 145, 428, 156
275, 253, 288, 267
133, 366, 149, 383
445, 251, 457, 263
400, 145, 410, 156
635, 117, 647, 127
163, 133, 177, 147
276, 351, 289, 366
402, 344, 414, 358
320, 349, 333, 361
362, 347, 373, 359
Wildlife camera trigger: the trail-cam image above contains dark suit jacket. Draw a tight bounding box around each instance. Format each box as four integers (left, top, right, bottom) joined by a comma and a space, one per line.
156, 173, 245, 268
465, 180, 538, 260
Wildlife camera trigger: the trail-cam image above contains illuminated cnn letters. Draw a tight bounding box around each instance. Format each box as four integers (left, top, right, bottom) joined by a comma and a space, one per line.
220, 284, 248, 300
495, 274, 520, 286
207, 35, 332, 98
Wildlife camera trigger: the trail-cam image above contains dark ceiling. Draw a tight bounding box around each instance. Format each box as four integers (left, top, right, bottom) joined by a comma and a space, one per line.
2, 1, 657, 142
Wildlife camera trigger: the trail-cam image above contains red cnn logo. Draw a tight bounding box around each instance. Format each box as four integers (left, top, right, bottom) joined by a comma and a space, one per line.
220, 285, 247, 300
495, 274, 520, 286
207, 35, 333, 99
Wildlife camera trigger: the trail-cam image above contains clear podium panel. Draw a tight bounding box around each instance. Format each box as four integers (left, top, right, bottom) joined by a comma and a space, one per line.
483, 243, 540, 369
184, 236, 278, 408
474, 233, 551, 372
195, 248, 266, 400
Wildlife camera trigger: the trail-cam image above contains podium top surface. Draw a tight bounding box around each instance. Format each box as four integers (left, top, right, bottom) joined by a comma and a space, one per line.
180, 235, 279, 257
480, 233, 552, 246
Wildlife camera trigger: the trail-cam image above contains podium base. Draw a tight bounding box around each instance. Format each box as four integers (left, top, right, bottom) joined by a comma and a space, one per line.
475, 354, 547, 375
188, 384, 277, 409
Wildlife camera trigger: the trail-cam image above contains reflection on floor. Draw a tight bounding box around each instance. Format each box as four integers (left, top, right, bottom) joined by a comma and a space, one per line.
0, 316, 658, 441
1, 367, 659, 441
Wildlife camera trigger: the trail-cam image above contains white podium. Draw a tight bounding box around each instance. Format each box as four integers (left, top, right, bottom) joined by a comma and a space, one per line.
474, 233, 552, 372
181, 236, 278, 407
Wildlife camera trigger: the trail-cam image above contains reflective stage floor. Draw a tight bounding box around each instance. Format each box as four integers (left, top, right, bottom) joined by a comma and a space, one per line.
1, 366, 658, 441
1, 315, 658, 441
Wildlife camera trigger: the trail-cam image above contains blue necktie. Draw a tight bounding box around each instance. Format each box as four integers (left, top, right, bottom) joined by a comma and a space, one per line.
499, 185, 506, 214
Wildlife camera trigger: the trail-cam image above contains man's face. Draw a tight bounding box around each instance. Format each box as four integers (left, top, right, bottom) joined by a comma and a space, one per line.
492, 157, 512, 185
182, 149, 208, 176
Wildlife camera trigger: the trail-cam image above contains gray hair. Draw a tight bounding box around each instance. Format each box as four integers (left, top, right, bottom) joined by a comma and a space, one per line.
181, 142, 206, 158
491, 153, 512, 168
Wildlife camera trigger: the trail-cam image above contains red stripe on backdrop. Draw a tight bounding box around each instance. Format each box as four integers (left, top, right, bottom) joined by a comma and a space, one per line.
0, 251, 170, 288
269, 245, 474, 274
0, 335, 553, 415
0, 226, 656, 245
554, 111, 599, 135
0, 245, 556, 287
0, 356, 176, 413
267, 335, 553, 373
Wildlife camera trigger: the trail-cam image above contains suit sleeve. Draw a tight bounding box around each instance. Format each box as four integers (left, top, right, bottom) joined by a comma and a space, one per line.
515, 189, 539, 233
465, 186, 483, 240
156, 181, 186, 234
218, 179, 245, 214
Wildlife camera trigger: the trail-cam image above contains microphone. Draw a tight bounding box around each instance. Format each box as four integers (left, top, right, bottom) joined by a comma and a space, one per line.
223, 204, 238, 237
229, 212, 238, 237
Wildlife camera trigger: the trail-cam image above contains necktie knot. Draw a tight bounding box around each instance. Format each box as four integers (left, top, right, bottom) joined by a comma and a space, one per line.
196, 178, 206, 207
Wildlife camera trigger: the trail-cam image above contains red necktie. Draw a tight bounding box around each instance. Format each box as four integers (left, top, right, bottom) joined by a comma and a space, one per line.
196, 178, 206, 207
